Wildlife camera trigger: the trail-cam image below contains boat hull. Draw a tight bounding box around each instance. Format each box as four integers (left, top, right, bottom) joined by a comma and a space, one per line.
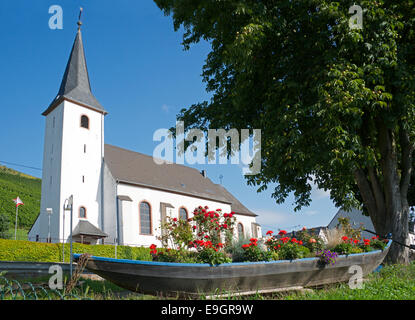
74, 242, 390, 297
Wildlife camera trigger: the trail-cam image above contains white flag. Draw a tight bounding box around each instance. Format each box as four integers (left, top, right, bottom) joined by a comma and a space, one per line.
13, 197, 24, 208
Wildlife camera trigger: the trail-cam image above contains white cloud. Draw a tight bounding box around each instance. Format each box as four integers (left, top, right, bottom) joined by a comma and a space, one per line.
309, 175, 330, 200
161, 104, 171, 113
253, 208, 289, 230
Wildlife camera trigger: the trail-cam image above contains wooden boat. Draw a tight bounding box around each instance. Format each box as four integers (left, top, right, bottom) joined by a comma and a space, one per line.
74, 240, 391, 297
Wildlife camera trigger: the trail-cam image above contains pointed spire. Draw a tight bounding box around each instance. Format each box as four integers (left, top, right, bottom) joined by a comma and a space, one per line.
43, 9, 107, 116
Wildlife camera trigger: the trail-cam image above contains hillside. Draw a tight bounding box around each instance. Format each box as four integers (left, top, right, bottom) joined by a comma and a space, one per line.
0, 165, 41, 230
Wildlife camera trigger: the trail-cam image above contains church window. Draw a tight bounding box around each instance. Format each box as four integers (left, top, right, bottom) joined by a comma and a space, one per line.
139, 202, 152, 235
79, 206, 87, 219
238, 223, 244, 239
80, 115, 89, 129
179, 207, 188, 221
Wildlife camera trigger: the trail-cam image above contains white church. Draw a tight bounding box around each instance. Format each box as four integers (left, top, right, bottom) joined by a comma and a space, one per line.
28, 22, 261, 247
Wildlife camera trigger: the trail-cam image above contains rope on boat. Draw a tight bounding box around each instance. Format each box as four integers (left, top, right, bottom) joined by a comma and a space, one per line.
363, 229, 415, 250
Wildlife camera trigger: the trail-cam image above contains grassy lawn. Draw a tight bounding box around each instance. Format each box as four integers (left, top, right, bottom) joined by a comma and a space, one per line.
283, 262, 415, 300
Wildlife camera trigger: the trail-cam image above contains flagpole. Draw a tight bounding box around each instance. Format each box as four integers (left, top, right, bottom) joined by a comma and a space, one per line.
14, 205, 18, 240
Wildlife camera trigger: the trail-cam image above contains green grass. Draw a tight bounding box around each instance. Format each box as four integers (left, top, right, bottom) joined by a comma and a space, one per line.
4, 228, 28, 241
284, 262, 415, 300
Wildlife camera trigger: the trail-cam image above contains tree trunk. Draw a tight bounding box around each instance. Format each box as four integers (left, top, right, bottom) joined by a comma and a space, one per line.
354, 120, 412, 264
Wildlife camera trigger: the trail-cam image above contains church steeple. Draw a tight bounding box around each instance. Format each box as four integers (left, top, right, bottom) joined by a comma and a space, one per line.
43, 11, 107, 116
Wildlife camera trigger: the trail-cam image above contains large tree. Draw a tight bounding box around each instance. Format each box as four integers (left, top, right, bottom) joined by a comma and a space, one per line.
154, 0, 415, 263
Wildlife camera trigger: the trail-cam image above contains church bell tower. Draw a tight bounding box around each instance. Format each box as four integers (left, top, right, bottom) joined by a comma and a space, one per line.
37, 13, 108, 243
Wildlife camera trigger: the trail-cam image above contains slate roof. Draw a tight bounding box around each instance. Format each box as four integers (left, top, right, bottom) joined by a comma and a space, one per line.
72, 220, 108, 238
104, 144, 257, 217
42, 28, 107, 116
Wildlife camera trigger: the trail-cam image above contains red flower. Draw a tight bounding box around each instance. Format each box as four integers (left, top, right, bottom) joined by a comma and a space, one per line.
341, 236, 349, 242
242, 244, 250, 249
224, 213, 229, 218
193, 225, 197, 230
279, 230, 287, 236
172, 218, 177, 222
266, 230, 274, 236
222, 224, 228, 229
150, 244, 157, 250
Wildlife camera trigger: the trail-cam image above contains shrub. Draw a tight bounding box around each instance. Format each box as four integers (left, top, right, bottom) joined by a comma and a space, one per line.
152, 247, 198, 263
295, 227, 324, 253
241, 238, 272, 262
333, 242, 354, 255
369, 236, 388, 251
225, 236, 251, 262
196, 247, 231, 265
0, 239, 152, 262
278, 242, 308, 260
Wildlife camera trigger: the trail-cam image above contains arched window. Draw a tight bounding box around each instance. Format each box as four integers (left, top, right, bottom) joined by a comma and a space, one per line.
80, 115, 89, 129
238, 223, 244, 239
139, 202, 152, 235
179, 207, 188, 221
79, 206, 87, 219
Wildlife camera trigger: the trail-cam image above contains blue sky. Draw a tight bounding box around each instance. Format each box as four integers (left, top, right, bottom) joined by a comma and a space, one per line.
0, 0, 338, 234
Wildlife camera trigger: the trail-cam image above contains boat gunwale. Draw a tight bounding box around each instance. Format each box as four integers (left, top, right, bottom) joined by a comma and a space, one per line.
74, 240, 391, 268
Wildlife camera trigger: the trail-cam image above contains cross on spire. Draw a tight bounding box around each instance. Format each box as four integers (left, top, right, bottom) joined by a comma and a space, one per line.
77, 7, 83, 30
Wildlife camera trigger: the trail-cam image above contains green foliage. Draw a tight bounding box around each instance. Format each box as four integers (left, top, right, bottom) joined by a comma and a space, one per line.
155, 1, 415, 263
370, 238, 389, 251
160, 216, 194, 250
295, 228, 324, 253
0, 166, 41, 230
333, 242, 354, 255
278, 243, 310, 261
0, 239, 152, 262
196, 247, 232, 265
0, 214, 10, 239
153, 248, 198, 263
225, 236, 252, 262
241, 242, 272, 262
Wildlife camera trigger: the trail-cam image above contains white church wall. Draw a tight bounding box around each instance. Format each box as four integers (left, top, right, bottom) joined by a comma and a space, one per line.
32, 102, 65, 242
102, 162, 117, 244
116, 183, 236, 247
58, 100, 104, 242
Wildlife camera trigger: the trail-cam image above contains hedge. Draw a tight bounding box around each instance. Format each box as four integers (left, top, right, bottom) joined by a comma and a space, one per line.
0, 239, 152, 263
